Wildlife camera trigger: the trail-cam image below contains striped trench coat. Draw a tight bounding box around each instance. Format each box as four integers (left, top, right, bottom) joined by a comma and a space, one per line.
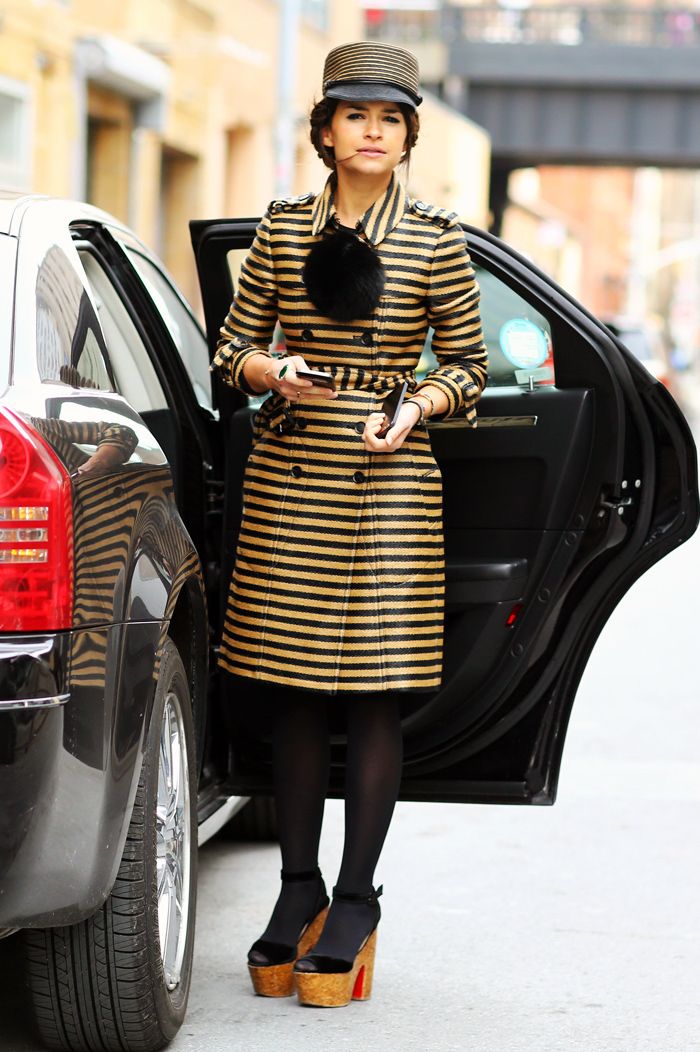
212, 173, 488, 694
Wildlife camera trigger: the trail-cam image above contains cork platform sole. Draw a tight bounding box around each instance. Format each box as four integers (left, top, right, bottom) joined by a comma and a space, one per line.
294, 928, 378, 1008
248, 906, 329, 997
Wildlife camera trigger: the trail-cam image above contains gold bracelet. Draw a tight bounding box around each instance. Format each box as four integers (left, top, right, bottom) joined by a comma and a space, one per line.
413, 391, 435, 418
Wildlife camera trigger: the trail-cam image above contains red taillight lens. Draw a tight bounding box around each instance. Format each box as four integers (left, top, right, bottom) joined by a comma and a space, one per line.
0, 408, 73, 631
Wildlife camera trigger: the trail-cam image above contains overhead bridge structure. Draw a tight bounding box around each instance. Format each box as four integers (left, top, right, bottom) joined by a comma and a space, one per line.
367, 4, 700, 228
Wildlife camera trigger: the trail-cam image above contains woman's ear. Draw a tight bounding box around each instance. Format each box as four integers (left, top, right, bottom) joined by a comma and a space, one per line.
322, 126, 334, 149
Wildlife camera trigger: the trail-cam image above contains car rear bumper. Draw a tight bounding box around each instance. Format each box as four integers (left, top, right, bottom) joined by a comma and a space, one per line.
0, 622, 161, 929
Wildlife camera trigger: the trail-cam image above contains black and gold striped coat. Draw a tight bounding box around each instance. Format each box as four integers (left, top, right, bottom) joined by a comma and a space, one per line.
212, 173, 487, 693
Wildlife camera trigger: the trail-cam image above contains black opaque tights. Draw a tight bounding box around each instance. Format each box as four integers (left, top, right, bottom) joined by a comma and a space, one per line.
254, 685, 403, 960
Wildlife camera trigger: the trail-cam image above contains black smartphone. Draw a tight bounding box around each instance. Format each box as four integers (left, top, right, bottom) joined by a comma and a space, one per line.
376, 381, 409, 439
295, 368, 336, 389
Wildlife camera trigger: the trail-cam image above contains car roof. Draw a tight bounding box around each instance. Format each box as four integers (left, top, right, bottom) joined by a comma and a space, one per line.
0, 190, 147, 249
0, 190, 37, 234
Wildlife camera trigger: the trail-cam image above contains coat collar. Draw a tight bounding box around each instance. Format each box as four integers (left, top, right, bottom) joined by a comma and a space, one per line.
311, 172, 408, 247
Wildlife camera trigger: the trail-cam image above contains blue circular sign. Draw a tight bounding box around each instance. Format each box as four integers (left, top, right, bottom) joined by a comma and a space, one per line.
499, 318, 548, 371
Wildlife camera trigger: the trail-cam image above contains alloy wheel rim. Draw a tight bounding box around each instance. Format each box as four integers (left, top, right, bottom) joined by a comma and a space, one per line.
156, 690, 191, 993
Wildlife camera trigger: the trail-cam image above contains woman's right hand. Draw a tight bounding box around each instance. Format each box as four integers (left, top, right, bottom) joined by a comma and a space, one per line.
266, 355, 337, 401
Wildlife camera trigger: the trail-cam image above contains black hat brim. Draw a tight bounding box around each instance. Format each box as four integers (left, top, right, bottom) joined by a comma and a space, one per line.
325, 80, 421, 110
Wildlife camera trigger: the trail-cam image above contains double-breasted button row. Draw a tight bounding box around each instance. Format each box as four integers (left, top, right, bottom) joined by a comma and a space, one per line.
292, 465, 366, 484
301, 327, 373, 345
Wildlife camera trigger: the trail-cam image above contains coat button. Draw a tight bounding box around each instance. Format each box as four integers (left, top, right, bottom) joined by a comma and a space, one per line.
296, 417, 307, 430
354, 422, 364, 435
301, 328, 313, 341
353, 470, 365, 484
291, 465, 303, 478
360, 331, 374, 347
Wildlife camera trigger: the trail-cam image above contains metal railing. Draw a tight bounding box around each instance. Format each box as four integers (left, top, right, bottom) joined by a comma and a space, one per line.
365, 5, 700, 49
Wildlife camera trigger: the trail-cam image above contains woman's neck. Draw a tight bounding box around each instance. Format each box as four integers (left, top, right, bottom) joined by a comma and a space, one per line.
333, 169, 394, 228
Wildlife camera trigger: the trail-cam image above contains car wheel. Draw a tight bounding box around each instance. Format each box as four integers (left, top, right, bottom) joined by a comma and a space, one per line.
23, 639, 197, 1052
224, 795, 278, 841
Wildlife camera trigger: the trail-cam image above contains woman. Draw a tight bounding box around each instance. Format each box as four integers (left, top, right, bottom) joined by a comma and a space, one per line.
211, 40, 488, 1008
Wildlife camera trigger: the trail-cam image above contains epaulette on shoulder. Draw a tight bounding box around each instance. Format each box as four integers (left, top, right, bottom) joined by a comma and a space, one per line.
408, 199, 458, 228
268, 191, 316, 214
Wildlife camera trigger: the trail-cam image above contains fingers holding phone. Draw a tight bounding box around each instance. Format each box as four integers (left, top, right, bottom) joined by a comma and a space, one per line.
363, 404, 421, 452
363, 383, 420, 452
269, 355, 337, 400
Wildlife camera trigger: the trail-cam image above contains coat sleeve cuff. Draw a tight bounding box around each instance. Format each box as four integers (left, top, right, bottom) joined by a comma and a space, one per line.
210, 338, 272, 395
415, 371, 482, 424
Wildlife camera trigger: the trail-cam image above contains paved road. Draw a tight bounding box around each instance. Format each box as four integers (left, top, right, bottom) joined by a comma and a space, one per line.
2, 484, 698, 1051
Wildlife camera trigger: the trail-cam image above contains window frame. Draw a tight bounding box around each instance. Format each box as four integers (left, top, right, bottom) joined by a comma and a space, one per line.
0, 75, 32, 190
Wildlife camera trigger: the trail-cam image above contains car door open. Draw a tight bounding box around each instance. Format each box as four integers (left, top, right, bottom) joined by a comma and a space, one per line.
191, 217, 698, 807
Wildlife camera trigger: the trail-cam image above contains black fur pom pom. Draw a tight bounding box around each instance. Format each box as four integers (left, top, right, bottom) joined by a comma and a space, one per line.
302, 230, 385, 322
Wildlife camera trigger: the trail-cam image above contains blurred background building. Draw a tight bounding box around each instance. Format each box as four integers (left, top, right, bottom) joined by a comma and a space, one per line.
0, 0, 699, 406
0, 0, 489, 306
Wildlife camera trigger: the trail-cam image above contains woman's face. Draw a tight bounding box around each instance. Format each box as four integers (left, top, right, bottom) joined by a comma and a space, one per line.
322, 100, 408, 177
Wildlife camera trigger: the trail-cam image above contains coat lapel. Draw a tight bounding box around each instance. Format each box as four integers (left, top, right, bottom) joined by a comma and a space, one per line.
311, 173, 409, 247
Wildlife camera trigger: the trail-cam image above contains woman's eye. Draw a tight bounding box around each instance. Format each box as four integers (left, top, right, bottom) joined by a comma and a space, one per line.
384, 116, 400, 123
347, 112, 364, 120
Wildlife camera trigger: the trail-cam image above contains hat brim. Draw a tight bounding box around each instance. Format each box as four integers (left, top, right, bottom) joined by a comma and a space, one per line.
324, 81, 421, 110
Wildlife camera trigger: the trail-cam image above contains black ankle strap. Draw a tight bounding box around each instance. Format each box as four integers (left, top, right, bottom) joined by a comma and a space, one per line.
332, 884, 383, 906
280, 866, 322, 883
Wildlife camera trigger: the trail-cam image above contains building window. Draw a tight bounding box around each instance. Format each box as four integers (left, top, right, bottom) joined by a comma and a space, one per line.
0, 76, 31, 190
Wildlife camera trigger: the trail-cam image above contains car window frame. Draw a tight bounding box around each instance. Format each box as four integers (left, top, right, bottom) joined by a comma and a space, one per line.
119, 244, 214, 413
70, 223, 206, 424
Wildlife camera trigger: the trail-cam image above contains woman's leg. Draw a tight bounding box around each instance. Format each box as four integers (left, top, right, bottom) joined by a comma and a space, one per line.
255, 686, 331, 946
303, 692, 403, 959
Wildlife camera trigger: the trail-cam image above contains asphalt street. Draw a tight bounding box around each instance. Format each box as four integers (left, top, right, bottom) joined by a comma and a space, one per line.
1, 465, 698, 1052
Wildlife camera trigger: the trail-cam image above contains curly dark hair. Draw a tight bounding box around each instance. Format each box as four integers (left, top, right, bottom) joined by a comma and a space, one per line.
309, 96, 420, 172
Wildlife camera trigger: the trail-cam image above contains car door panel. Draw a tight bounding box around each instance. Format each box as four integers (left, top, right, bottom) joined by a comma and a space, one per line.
191, 217, 699, 806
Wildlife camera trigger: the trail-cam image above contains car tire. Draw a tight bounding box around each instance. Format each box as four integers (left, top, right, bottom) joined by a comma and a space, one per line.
23, 639, 198, 1052
224, 795, 278, 841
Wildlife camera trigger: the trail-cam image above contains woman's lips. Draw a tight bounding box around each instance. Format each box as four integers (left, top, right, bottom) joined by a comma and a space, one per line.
358, 149, 386, 156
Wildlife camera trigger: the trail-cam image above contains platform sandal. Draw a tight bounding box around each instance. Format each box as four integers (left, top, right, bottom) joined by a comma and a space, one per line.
292, 884, 383, 1007
247, 867, 330, 997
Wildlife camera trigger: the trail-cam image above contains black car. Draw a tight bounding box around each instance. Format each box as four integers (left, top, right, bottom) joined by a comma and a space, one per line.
0, 193, 697, 1051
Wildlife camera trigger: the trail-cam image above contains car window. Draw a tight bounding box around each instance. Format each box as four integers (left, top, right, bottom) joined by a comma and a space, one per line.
77, 250, 168, 412
34, 244, 115, 391
418, 262, 555, 388
125, 249, 214, 411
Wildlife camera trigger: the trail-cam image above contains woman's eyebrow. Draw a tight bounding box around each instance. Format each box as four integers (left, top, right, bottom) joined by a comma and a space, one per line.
343, 103, 400, 113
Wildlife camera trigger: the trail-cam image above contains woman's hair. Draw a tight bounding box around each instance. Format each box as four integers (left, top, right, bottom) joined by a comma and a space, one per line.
309, 96, 420, 172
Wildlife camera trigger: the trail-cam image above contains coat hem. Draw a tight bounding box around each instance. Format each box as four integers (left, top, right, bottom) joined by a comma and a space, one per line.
218, 659, 441, 695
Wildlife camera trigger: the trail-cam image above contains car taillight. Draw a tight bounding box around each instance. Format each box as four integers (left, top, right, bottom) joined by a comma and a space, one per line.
0, 408, 73, 631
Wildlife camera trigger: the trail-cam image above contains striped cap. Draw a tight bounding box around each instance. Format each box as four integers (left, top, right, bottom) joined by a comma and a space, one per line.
322, 41, 422, 109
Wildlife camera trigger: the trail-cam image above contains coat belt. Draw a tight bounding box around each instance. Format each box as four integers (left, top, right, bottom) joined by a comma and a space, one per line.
323, 365, 416, 394
255, 368, 417, 437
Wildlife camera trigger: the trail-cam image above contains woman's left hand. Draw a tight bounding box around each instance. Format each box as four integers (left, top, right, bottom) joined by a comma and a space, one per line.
362, 401, 422, 453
